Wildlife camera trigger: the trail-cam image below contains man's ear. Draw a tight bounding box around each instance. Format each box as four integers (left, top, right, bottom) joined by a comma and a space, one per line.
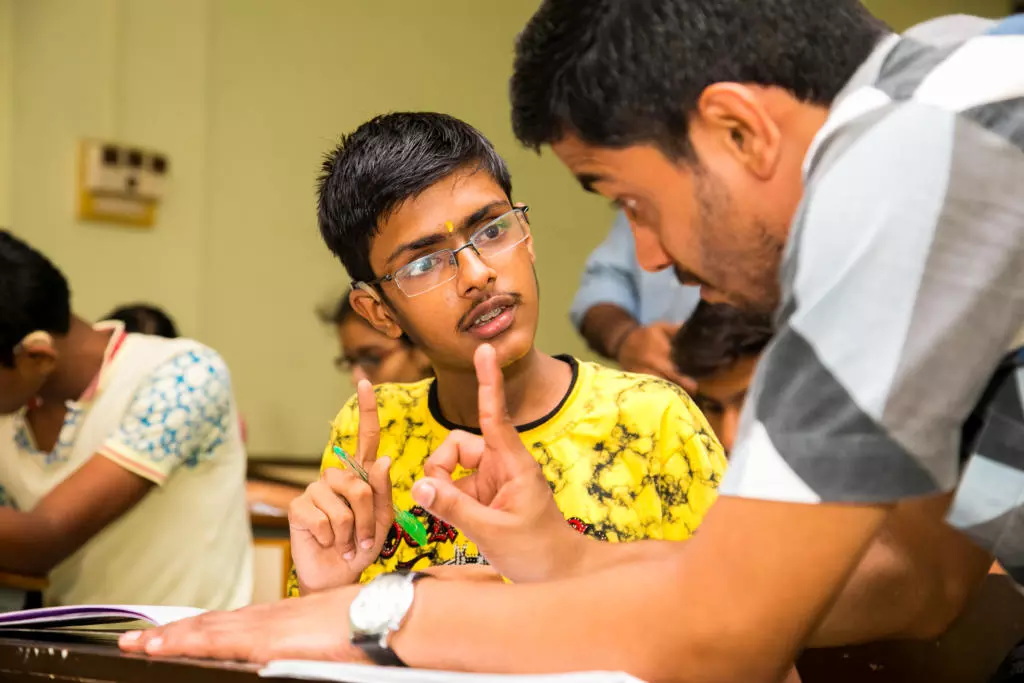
349, 288, 405, 340
14, 331, 58, 377
694, 83, 782, 180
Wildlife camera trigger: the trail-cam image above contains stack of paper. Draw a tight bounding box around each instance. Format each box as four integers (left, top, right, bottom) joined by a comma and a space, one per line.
260, 660, 646, 683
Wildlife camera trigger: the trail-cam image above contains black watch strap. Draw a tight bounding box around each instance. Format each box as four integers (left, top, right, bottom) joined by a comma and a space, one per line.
352, 633, 409, 667
351, 572, 429, 667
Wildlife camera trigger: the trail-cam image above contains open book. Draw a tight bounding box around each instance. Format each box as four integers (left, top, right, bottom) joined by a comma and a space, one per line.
260, 661, 646, 683
0, 605, 204, 640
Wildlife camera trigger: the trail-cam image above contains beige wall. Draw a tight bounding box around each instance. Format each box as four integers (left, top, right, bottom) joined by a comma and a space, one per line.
863, 0, 1010, 29
0, 0, 12, 227
3, 0, 1012, 458
5, 0, 613, 458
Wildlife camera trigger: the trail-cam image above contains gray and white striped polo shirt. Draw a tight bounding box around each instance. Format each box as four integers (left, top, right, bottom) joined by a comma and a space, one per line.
721, 14, 1024, 581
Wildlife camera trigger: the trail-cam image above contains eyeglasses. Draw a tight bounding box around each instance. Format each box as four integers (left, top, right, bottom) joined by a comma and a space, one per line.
355, 206, 530, 298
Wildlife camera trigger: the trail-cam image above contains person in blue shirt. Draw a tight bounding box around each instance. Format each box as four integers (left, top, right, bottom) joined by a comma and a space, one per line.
571, 211, 699, 385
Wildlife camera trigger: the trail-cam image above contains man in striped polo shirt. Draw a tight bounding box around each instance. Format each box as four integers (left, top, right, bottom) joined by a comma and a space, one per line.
120, 3, 1024, 680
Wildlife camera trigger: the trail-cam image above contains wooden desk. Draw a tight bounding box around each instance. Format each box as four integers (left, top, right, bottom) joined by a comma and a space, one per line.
1, 575, 1018, 682
250, 507, 293, 603
0, 572, 47, 613
0, 635, 263, 683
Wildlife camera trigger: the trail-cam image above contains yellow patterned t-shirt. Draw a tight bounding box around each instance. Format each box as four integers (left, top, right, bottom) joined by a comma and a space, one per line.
287, 356, 726, 595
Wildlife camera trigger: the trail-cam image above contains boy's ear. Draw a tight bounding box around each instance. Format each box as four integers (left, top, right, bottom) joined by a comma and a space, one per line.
350, 287, 405, 340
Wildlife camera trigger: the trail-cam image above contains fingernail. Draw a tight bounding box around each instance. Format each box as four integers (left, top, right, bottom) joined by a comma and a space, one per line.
344, 551, 356, 561
379, 457, 391, 470
360, 538, 374, 550
412, 481, 435, 507
121, 631, 141, 643
145, 637, 164, 653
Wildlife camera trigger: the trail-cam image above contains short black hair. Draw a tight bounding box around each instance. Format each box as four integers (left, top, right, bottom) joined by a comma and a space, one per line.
511, 0, 888, 157
317, 289, 358, 327
317, 112, 513, 284
0, 230, 72, 367
672, 301, 773, 379
104, 304, 179, 338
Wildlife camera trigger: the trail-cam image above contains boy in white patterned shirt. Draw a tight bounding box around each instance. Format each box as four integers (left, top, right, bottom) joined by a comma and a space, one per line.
0, 230, 252, 608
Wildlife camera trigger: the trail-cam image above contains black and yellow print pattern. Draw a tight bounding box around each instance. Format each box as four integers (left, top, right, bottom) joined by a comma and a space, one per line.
286, 357, 726, 596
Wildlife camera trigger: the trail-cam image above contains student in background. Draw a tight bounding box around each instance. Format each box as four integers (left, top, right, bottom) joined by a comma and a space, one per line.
320, 289, 432, 385
571, 211, 700, 386
103, 304, 179, 339
285, 112, 725, 597
0, 230, 252, 609
671, 302, 772, 452
248, 288, 438, 516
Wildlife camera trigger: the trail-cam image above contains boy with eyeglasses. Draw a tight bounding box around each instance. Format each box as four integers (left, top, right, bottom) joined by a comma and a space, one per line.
286, 112, 727, 595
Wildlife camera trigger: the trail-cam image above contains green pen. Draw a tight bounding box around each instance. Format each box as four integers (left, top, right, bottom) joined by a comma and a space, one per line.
332, 446, 430, 547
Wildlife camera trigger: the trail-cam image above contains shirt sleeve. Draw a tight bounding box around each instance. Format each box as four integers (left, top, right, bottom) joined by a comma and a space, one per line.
569, 212, 642, 330
653, 388, 727, 540
723, 99, 1024, 505
99, 347, 235, 486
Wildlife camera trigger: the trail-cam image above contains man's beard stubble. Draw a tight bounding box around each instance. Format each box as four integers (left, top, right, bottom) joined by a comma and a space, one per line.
691, 167, 785, 316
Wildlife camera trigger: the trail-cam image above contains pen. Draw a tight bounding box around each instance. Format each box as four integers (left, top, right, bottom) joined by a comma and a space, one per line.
331, 446, 430, 547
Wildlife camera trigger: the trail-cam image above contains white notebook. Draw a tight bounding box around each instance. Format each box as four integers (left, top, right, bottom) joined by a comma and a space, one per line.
0, 604, 204, 631
260, 661, 646, 683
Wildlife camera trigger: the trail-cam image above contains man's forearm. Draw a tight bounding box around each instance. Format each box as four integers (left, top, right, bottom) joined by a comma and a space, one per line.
579, 304, 639, 361
557, 535, 682, 580
392, 498, 889, 683
808, 495, 993, 647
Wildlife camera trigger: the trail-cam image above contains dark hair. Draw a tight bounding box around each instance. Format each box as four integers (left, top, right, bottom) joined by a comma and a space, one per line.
672, 301, 773, 379
104, 304, 179, 338
317, 112, 513, 283
317, 289, 358, 327
511, 0, 888, 158
0, 230, 72, 367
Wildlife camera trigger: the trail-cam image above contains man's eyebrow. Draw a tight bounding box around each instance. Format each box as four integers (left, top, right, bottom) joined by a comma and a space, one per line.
383, 200, 510, 266
575, 173, 605, 194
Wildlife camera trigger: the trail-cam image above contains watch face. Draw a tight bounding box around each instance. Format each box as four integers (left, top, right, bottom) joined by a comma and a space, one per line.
350, 573, 417, 636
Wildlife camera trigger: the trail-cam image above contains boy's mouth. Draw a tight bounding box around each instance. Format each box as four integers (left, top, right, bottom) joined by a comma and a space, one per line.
460, 294, 521, 340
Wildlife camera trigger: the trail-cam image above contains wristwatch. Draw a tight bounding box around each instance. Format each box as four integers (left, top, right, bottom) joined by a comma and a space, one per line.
349, 571, 429, 666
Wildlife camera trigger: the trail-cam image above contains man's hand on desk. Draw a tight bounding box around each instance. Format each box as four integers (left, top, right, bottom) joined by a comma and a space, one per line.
117, 565, 502, 662
410, 343, 591, 583
119, 584, 367, 663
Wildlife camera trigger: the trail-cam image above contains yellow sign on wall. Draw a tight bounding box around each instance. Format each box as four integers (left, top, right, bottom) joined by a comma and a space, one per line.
77, 140, 169, 228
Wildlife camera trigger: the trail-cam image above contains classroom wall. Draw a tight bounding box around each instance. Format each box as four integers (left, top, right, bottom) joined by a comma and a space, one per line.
5, 0, 613, 458
3, 0, 1013, 459
0, 0, 12, 228
863, 0, 1010, 29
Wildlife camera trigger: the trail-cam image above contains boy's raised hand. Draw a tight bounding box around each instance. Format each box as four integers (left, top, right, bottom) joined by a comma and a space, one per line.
411, 344, 583, 583
289, 380, 394, 593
